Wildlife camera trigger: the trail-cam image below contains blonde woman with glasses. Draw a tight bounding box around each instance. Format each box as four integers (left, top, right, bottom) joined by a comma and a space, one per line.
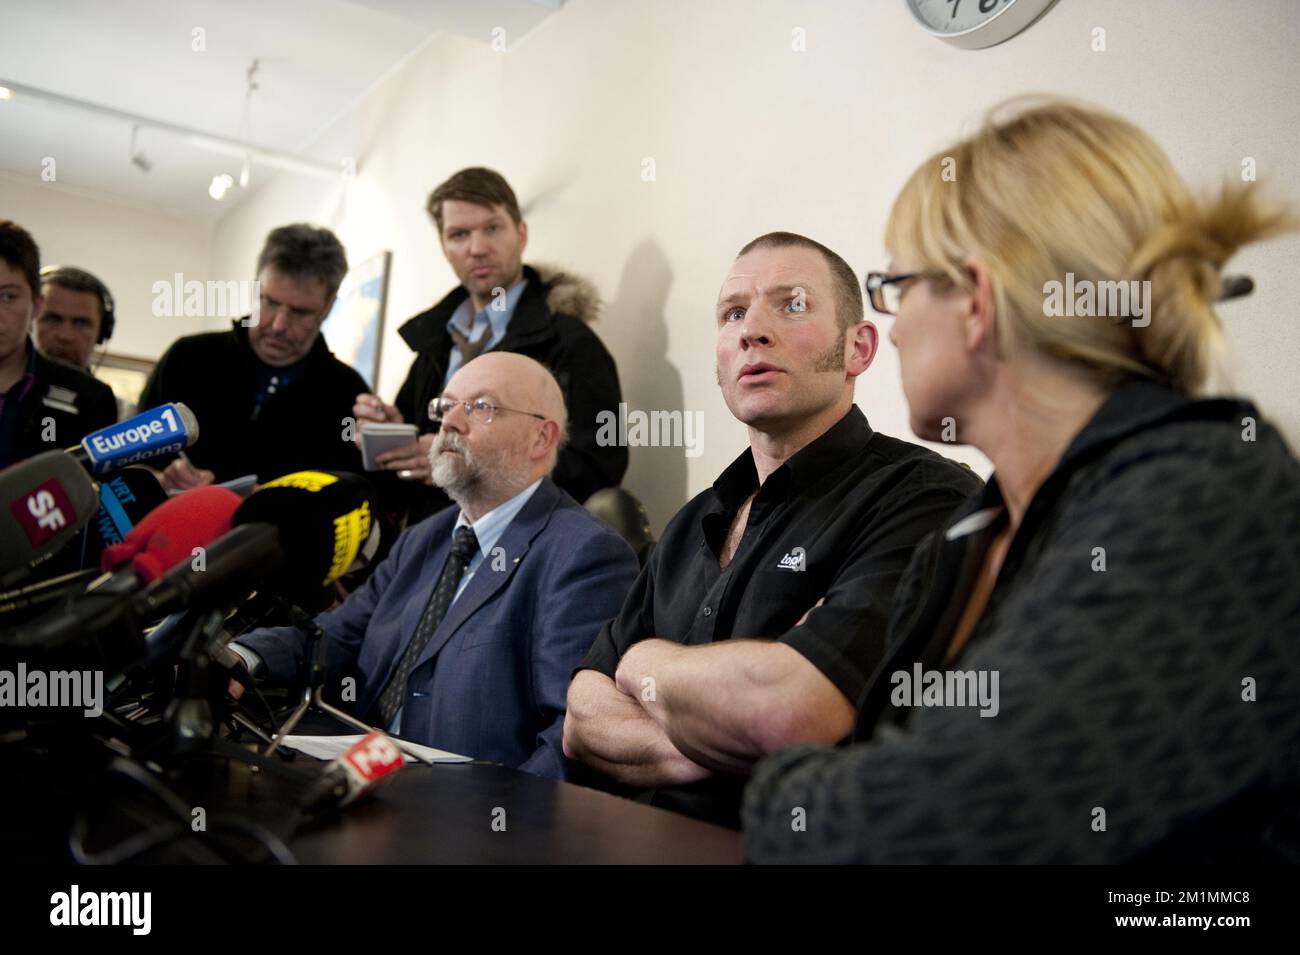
743, 98, 1300, 864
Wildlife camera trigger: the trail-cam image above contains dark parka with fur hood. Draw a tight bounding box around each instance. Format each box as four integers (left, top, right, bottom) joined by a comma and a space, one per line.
393, 263, 627, 518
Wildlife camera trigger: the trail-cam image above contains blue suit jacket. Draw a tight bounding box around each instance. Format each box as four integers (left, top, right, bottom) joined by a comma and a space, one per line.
237, 478, 638, 779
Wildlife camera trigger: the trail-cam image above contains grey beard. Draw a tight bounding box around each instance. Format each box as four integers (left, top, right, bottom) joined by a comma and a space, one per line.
430, 433, 532, 506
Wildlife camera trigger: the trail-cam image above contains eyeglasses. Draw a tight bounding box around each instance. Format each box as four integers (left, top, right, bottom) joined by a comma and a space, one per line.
428, 395, 548, 427
864, 271, 947, 316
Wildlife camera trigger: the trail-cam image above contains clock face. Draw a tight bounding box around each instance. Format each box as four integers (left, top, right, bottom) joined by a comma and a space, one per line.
908, 0, 1016, 34
905, 0, 1055, 49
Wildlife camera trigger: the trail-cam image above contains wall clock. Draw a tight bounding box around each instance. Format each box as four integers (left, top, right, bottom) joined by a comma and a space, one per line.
905, 0, 1058, 50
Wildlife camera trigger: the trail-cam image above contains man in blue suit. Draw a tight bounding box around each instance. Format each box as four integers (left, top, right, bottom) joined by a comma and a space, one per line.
231, 352, 639, 779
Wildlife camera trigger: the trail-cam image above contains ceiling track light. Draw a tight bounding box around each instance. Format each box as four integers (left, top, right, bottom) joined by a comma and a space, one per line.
0, 77, 345, 185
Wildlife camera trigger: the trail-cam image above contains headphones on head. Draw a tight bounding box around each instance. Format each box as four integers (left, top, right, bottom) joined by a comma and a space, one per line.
39, 264, 115, 343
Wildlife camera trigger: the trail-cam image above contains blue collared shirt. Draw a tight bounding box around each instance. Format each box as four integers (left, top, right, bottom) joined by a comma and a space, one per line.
389, 477, 543, 734
442, 277, 528, 386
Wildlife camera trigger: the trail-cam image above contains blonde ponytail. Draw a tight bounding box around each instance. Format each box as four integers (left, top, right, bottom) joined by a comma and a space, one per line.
1128, 185, 1298, 392
885, 97, 1300, 395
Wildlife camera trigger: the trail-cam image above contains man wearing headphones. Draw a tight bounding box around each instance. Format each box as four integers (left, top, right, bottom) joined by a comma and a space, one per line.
0, 222, 119, 470
34, 265, 116, 376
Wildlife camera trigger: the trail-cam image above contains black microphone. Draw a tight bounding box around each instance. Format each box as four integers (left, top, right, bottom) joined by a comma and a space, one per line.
0, 567, 101, 625
90, 467, 168, 550
0, 451, 100, 586
2, 488, 243, 669
138, 470, 383, 619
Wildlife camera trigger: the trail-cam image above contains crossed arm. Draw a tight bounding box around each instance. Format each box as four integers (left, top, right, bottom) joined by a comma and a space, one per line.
562, 638, 854, 785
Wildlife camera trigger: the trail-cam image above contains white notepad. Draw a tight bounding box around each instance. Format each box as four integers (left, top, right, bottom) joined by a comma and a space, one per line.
280, 734, 471, 764
359, 423, 419, 471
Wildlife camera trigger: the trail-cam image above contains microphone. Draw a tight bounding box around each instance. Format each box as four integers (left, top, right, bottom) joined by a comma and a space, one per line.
2, 487, 243, 661
100, 485, 243, 582
297, 730, 405, 816
136, 470, 381, 620
67, 402, 199, 476
0, 451, 100, 585
0, 568, 101, 623
91, 467, 169, 551
231, 470, 381, 600
70, 465, 170, 574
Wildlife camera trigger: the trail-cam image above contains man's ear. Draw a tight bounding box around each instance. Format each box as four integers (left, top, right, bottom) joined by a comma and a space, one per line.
313, 297, 337, 335
535, 419, 559, 460
961, 257, 996, 355
517, 219, 529, 255
845, 319, 879, 379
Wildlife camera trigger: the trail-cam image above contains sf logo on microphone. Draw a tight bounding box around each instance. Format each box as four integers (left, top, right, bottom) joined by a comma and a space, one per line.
28, 490, 68, 532
10, 478, 77, 546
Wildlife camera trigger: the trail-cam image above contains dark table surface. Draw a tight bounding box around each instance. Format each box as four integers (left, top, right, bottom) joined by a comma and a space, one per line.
210, 751, 745, 864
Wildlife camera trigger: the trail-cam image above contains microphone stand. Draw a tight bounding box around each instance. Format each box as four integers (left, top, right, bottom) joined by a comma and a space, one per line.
263, 604, 435, 766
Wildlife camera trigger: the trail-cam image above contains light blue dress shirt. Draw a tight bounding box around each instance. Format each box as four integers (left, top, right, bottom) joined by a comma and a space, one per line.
442, 277, 529, 386
389, 477, 543, 734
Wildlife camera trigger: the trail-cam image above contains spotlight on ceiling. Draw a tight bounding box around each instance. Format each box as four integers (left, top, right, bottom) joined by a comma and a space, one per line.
208, 173, 234, 200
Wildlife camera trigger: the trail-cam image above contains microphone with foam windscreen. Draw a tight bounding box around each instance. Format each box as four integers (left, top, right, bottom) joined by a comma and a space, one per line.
1, 487, 243, 662
0, 450, 100, 586
100, 485, 242, 582
135, 470, 381, 620
67, 402, 199, 476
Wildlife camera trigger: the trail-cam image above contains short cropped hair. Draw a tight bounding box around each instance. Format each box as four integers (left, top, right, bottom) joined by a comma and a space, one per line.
426, 167, 522, 232
736, 231, 864, 332
0, 220, 41, 297
255, 224, 348, 302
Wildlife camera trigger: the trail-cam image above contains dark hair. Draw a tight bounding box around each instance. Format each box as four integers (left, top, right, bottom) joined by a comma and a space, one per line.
40, 266, 112, 324
255, 224, 348, 302
426, 167, 522, 231
736, 231, 864, 331
0, 220, 41, 298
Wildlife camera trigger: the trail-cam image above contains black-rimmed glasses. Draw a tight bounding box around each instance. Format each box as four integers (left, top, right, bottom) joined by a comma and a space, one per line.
864, 271, 947, 315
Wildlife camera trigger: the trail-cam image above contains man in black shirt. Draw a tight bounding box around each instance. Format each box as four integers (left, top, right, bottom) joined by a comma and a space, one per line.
563, 232, 981, 826
138, 224, 367, 489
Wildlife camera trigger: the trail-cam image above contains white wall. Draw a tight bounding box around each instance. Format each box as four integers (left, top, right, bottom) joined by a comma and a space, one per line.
0, 172, 212, 360
208, 0, 1300, 533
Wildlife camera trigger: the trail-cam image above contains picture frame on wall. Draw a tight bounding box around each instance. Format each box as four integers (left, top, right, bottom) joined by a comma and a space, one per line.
93, 351, 157, 420
321, 250, 391, 389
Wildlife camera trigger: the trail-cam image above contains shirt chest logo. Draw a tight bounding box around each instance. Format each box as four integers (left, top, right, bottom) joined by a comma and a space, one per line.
776, 546, 806, 571
42, 385, 80, 415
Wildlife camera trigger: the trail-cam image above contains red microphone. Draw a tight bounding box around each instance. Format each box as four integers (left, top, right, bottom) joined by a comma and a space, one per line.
298, 731, 406, 815
101, 486, 243, 582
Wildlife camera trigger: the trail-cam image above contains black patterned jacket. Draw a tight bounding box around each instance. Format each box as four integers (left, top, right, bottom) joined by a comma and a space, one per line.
743, 380, 1300, 863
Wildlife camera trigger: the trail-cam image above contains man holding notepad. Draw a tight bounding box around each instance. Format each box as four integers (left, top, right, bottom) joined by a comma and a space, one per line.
352, 167, 626, 521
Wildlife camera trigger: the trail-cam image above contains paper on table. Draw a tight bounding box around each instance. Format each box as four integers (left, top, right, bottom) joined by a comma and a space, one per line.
280, 734, 472, 764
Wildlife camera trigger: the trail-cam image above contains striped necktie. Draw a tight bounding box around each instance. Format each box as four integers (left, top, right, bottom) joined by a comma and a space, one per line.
376, 525, 480, 726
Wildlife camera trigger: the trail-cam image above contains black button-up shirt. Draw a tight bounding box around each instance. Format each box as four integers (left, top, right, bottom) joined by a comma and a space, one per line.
577, 404, 983, 825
